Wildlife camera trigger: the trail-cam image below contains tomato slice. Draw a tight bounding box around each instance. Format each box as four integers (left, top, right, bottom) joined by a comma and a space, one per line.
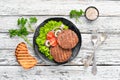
46, 31, 57, 46
49, 38, 57, 46
47, 31, 55, 40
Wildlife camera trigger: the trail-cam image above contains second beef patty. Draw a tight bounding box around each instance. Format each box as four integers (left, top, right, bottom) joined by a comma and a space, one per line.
50, 45, 72, 63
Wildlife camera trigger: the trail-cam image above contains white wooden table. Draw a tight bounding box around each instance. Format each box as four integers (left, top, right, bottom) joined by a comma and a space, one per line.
0, 0, 120, 80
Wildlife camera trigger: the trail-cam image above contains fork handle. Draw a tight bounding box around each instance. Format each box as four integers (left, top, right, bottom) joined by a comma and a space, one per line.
92, 48, 97, 75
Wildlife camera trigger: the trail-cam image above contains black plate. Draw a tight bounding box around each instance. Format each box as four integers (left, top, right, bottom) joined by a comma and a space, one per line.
33, 17, 82, 65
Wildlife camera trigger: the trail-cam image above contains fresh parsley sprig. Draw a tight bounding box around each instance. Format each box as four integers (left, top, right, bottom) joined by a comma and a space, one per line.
70, 9, 84, 23
9, 17, 38, 47
28, 17, 37, 32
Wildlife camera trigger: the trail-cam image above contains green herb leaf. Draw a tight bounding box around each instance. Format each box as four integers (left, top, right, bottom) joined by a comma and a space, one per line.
70, 9, 84, 22
17, 18, 21, 25
17, 17, 27, 27
9, 29, 19, 37
29, 17, 37, 24
18, 27, 28, 36
9, 17, 37, 47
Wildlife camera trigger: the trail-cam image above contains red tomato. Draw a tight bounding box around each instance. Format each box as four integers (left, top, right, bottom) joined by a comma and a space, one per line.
47, 31, 55, 40
49, 38, 57, 46
46, 31, 57, 46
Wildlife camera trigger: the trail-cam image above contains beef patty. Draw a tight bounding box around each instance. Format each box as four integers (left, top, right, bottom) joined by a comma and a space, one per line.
50, 45, 72, 63
57, 29, 79, 49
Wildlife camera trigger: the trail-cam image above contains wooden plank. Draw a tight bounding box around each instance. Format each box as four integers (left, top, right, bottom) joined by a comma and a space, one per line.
0, 0, 120, 16
1, 33, 120, 50
0, 49, 120, 66
0, 66, 120, 80
0, 16, 120, 33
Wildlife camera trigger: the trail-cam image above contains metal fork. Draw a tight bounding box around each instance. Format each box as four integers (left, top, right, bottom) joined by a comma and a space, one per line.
83, 32, 107, 74
91, 30, 98, 75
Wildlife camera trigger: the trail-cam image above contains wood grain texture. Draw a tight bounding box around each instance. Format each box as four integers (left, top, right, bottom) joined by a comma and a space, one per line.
1, 33, 120, 50
0, 66, 120, 80
0, 0, 120, 16
0, 16, 120, 33
0, 49, 120, 66
0, 0, 120, 79
0, 33, 120, 65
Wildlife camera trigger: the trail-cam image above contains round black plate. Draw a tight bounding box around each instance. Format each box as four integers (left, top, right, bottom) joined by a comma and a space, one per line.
33, 17, 82, 65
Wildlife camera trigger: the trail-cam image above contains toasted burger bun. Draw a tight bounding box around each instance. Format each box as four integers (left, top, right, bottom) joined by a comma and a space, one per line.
15, 42, 37, 69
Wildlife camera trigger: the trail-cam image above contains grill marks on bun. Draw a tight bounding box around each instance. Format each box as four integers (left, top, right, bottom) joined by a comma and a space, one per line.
15, 42, 37, 69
